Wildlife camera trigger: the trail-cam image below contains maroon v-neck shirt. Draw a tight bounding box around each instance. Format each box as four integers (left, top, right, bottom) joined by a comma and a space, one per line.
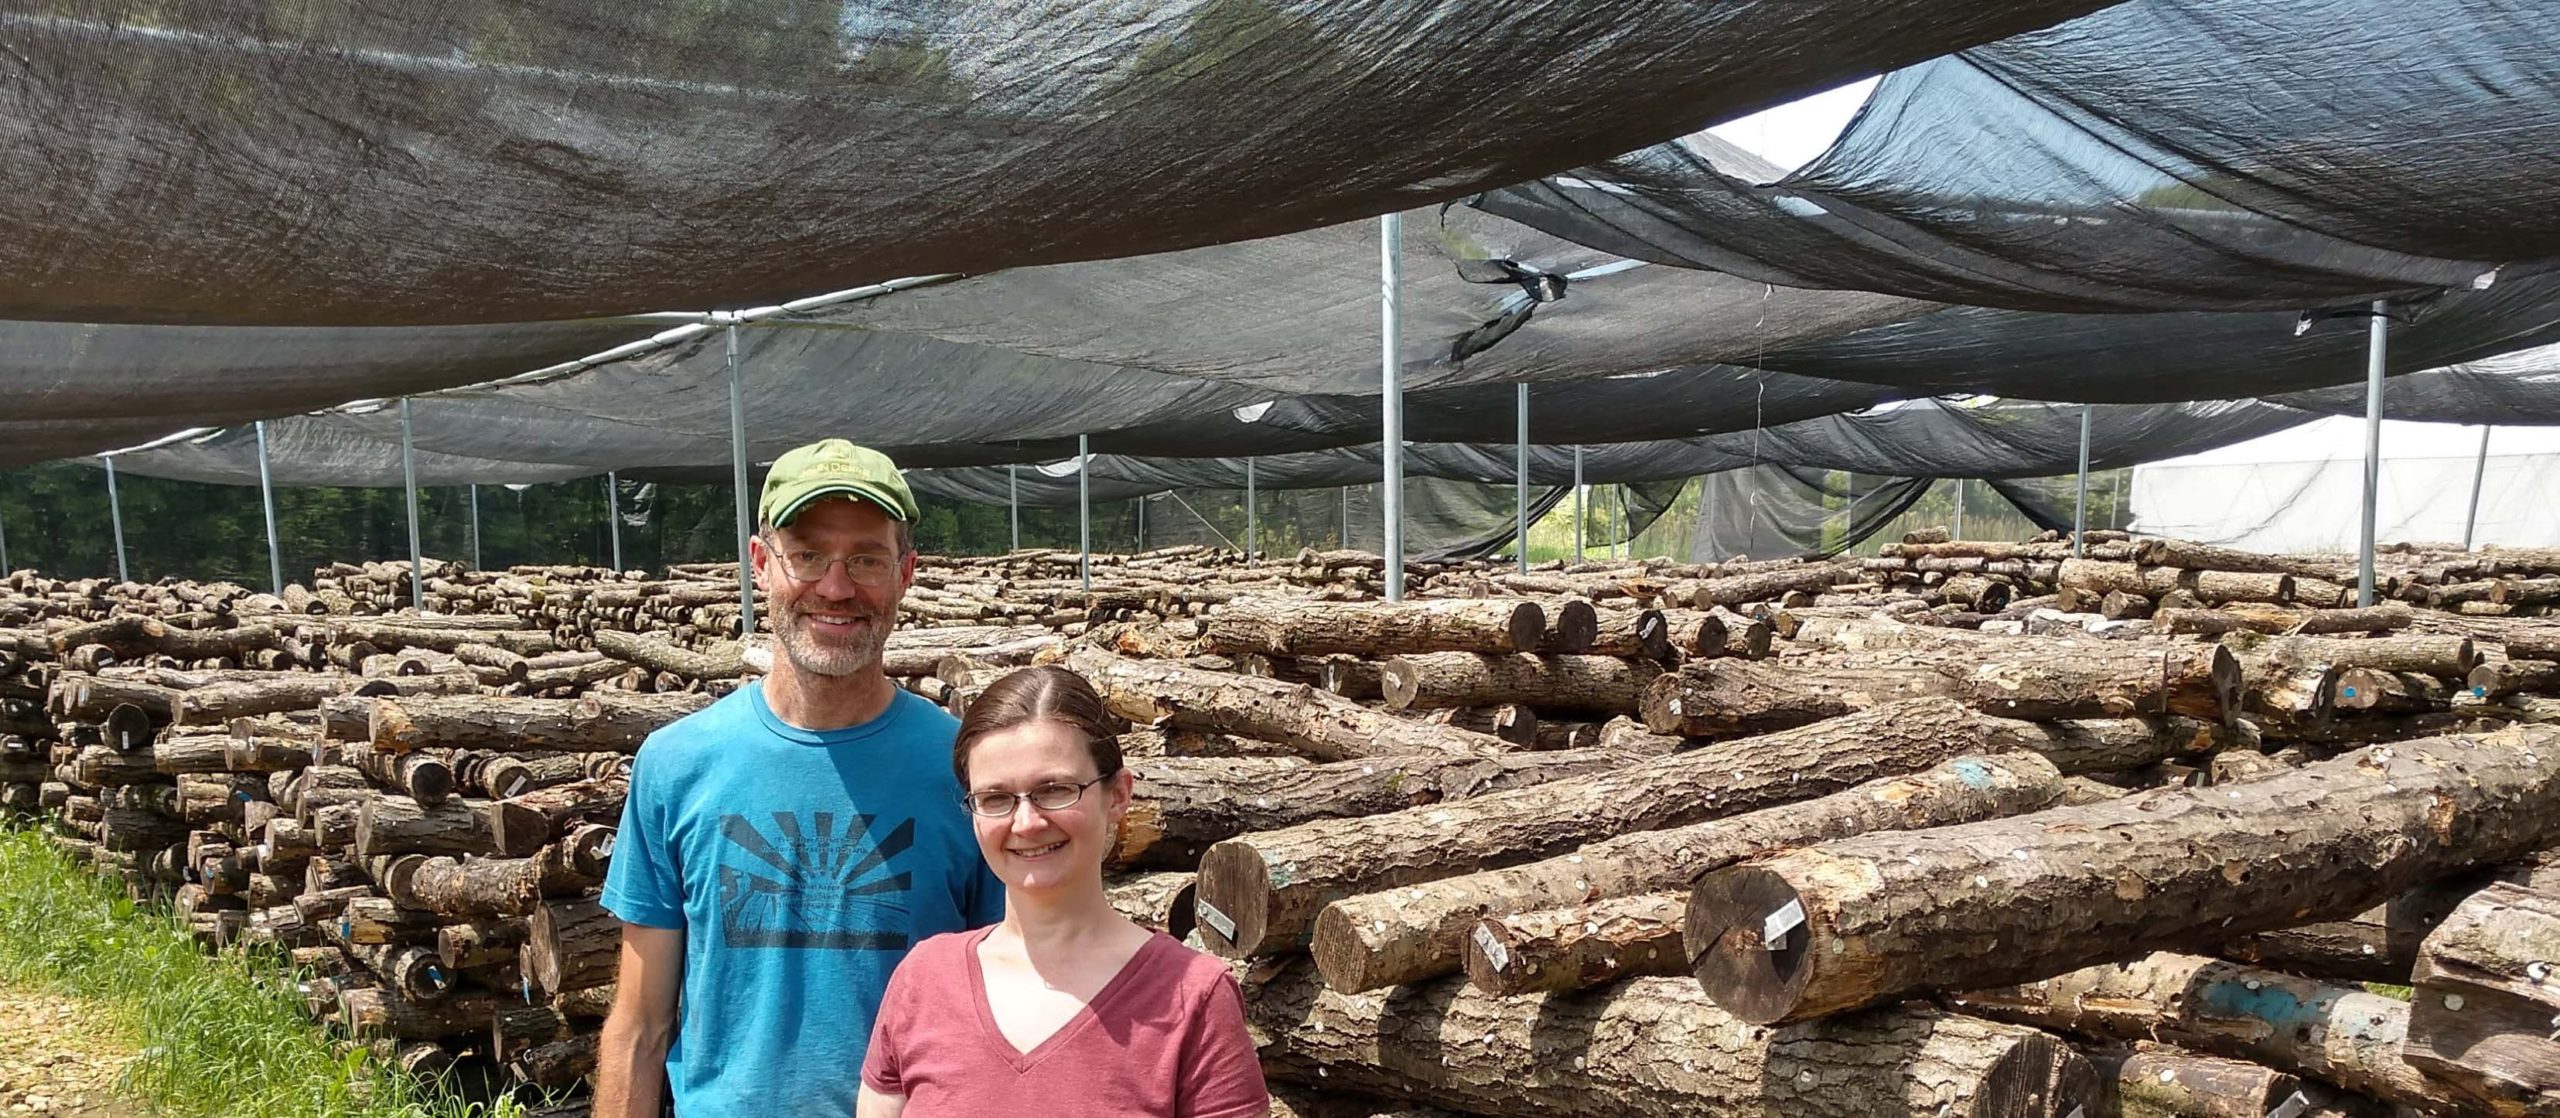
863, 926, 1268, 1116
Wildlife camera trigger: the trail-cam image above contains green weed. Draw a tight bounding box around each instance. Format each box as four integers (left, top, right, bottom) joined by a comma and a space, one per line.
0, 828, 528, 1118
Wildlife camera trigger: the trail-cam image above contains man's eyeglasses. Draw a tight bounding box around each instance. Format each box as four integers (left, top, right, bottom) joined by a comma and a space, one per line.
961, 771, 1118, 818
763, 539, 901, 587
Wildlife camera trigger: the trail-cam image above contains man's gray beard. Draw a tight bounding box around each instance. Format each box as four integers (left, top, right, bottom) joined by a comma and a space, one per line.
776, 612, 888, 678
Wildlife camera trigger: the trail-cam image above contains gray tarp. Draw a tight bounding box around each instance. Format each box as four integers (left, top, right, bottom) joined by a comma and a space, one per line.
1478, 0, 2560, 312
0, 0, 2114, 326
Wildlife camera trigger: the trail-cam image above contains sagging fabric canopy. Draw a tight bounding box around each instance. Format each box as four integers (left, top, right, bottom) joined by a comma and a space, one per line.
1476, 0, 2560, 313
0, 0, 2113, 326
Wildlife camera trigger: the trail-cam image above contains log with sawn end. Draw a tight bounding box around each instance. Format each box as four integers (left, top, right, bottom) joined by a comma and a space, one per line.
1685, 725, 2560, 1026
1378, 653, 1657, 716
1067, 647, 1507, 762
1309, 752, 2066, 993
1953, 952, 2465, 1115
1193, 698, 2046, 959
369, 692, 711, 754
1198, 598, 1546, 657
1248, 959, 2098, 1118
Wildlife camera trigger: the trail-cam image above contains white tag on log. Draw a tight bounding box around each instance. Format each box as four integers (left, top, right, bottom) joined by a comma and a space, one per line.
1196, 899, 1238, 942
1763, 899, 1805, 951
2265, 1091, 2311, 1118
1473, 925, 1512, 972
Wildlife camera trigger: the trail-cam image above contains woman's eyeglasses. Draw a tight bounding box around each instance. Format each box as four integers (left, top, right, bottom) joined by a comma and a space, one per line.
962, 771, 1118, 817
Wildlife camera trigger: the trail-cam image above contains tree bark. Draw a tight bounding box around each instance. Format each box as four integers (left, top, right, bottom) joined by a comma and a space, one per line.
2133, 539, 2363, 584
2156, 604, 2412, 636
592, 630, 745, 680
1310, 752, 2066, 993
2405, 880, 2560, 1115
355, 795, 502, 859
525, 899, 618, 994
369, 692, 709, 754
1067, 647, 1507, 762
2221, 876, 2487, 985
1195, 699, 2039, 958
2108, 1045, 2302, 1118
1114, 750, 1624, 870
342, 744, 456, 805
1953, 952, 2465, 1115
1247, 960, 2098, 1118
1462, 891, 1688, 996
1670, 565, 1847, 610
485, 778, 628, 854
1685, 725, 2560, 1026
2500, 623, 2560, 663
1200, 598, 1545, 657
383, 836, 606, 917
337, 987, 502, 1040
1640, 645, 2238, 736
1583, 608, 1669, 662
1104, 870, 1196, 938
171, 674, 361, 725
2470, 659, 2560, 700
2059, 559, 2294, 606
1380, 653, 1658, 716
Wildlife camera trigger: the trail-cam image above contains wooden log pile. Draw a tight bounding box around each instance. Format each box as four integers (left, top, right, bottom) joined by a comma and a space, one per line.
17, 532, 2560, 1115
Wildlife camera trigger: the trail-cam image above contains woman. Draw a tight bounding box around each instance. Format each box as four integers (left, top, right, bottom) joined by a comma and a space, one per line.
858, 666, 1270, 1117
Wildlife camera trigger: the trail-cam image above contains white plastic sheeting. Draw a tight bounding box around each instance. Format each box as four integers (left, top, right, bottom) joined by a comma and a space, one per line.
2133, 417, 2560, 551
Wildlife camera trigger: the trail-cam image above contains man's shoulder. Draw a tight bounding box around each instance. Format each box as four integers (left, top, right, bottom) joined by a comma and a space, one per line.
885, 687, 961, 742
630, 685, 764, 772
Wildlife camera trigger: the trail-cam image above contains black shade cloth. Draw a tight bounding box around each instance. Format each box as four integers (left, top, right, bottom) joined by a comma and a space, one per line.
1477, 0, 2560, 313
0, 0, 2112, 326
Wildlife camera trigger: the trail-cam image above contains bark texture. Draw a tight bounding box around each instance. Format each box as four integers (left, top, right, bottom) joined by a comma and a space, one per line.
1309, 752, 2066, 993
1201, 598, 1545, 657
2406, 880, 2560, 1115
1067, 647, 1508, 762
1953, 952, 2464, 1115
1379, 653, 1658, 716
1196, 699, 2044, 958
1247, 960, 2098, 1118
1687, 726, 2560, 1026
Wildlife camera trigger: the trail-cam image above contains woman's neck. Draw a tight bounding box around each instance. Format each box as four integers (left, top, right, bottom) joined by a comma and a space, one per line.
1001, 878, 1128, 954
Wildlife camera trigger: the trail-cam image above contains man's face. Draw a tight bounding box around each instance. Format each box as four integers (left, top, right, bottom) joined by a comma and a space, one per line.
750, 497, 913, 679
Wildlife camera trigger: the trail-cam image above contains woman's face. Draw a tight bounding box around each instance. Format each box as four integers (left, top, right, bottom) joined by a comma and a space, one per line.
964, 720, 1132, 896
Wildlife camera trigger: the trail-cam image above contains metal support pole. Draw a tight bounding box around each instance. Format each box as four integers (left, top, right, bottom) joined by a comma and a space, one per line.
1341, 486, 1350, 548
1135, 490, 1147, 551
1380, 213, 1405, 601
255, 420, 284, 593
2072, 405, 2092, 558
400, 398, 424, 609
1572, 447, 1586, 562
1243, 458, 1258, 562
2359, 301, 2387, 606
103, 455, 129, 583
1951, 478, 1965, 540
2465, 425, 2493, 550
605, 471, 623, 571
1515, 383, 1530, 573
727, 321, 755, 638
1615, 482, 1628, 558
467, 484, 482, 571
2111, 469, 2125, 531
1008, 465, 1021, 553
1077, 435, 1092, 590
0, 500, 10, 574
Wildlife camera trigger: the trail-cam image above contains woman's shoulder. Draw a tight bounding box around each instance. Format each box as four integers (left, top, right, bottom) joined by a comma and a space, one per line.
898, 927, 987, 977
1143, 933, 1244, 999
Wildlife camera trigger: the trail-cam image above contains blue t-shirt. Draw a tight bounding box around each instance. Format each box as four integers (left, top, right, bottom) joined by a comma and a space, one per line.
601, 682, 1005, 1118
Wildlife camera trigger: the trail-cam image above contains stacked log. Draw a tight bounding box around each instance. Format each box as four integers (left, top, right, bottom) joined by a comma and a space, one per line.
19, 534, 2560, 1116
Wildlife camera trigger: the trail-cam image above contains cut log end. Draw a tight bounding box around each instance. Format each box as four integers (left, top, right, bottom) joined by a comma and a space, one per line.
1976, 1030, 2104, 1118
2208, 644, 2244, 728
1544, 600, 1597, 654
1192, 842, 1272, 958
1682, 866, 1813, 1027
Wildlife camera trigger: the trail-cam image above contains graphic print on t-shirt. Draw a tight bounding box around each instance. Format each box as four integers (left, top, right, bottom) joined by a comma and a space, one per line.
715, 811, 916, 949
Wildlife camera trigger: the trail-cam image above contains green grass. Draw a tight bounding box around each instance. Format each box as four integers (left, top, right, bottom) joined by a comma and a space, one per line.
0, 827, 528, 1118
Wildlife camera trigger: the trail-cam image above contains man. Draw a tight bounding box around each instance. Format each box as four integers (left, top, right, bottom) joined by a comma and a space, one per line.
597, 440, 1004, 1117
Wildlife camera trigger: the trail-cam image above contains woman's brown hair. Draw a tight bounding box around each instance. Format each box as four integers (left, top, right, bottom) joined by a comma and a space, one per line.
951, 666, 1124, 787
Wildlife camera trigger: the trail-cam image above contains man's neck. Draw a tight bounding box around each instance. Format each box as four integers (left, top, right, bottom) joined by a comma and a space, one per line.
761, 662, 896, 732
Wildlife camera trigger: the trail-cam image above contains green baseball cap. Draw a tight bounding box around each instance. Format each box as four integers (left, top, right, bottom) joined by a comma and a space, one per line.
758, 439, 918, 527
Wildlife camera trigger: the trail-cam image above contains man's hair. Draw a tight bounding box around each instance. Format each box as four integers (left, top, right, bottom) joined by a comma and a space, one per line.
951, 667, 1123, 788
757, 514, 914, 555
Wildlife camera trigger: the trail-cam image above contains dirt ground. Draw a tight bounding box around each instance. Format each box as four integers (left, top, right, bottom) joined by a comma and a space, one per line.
0, 986, 144, 1117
